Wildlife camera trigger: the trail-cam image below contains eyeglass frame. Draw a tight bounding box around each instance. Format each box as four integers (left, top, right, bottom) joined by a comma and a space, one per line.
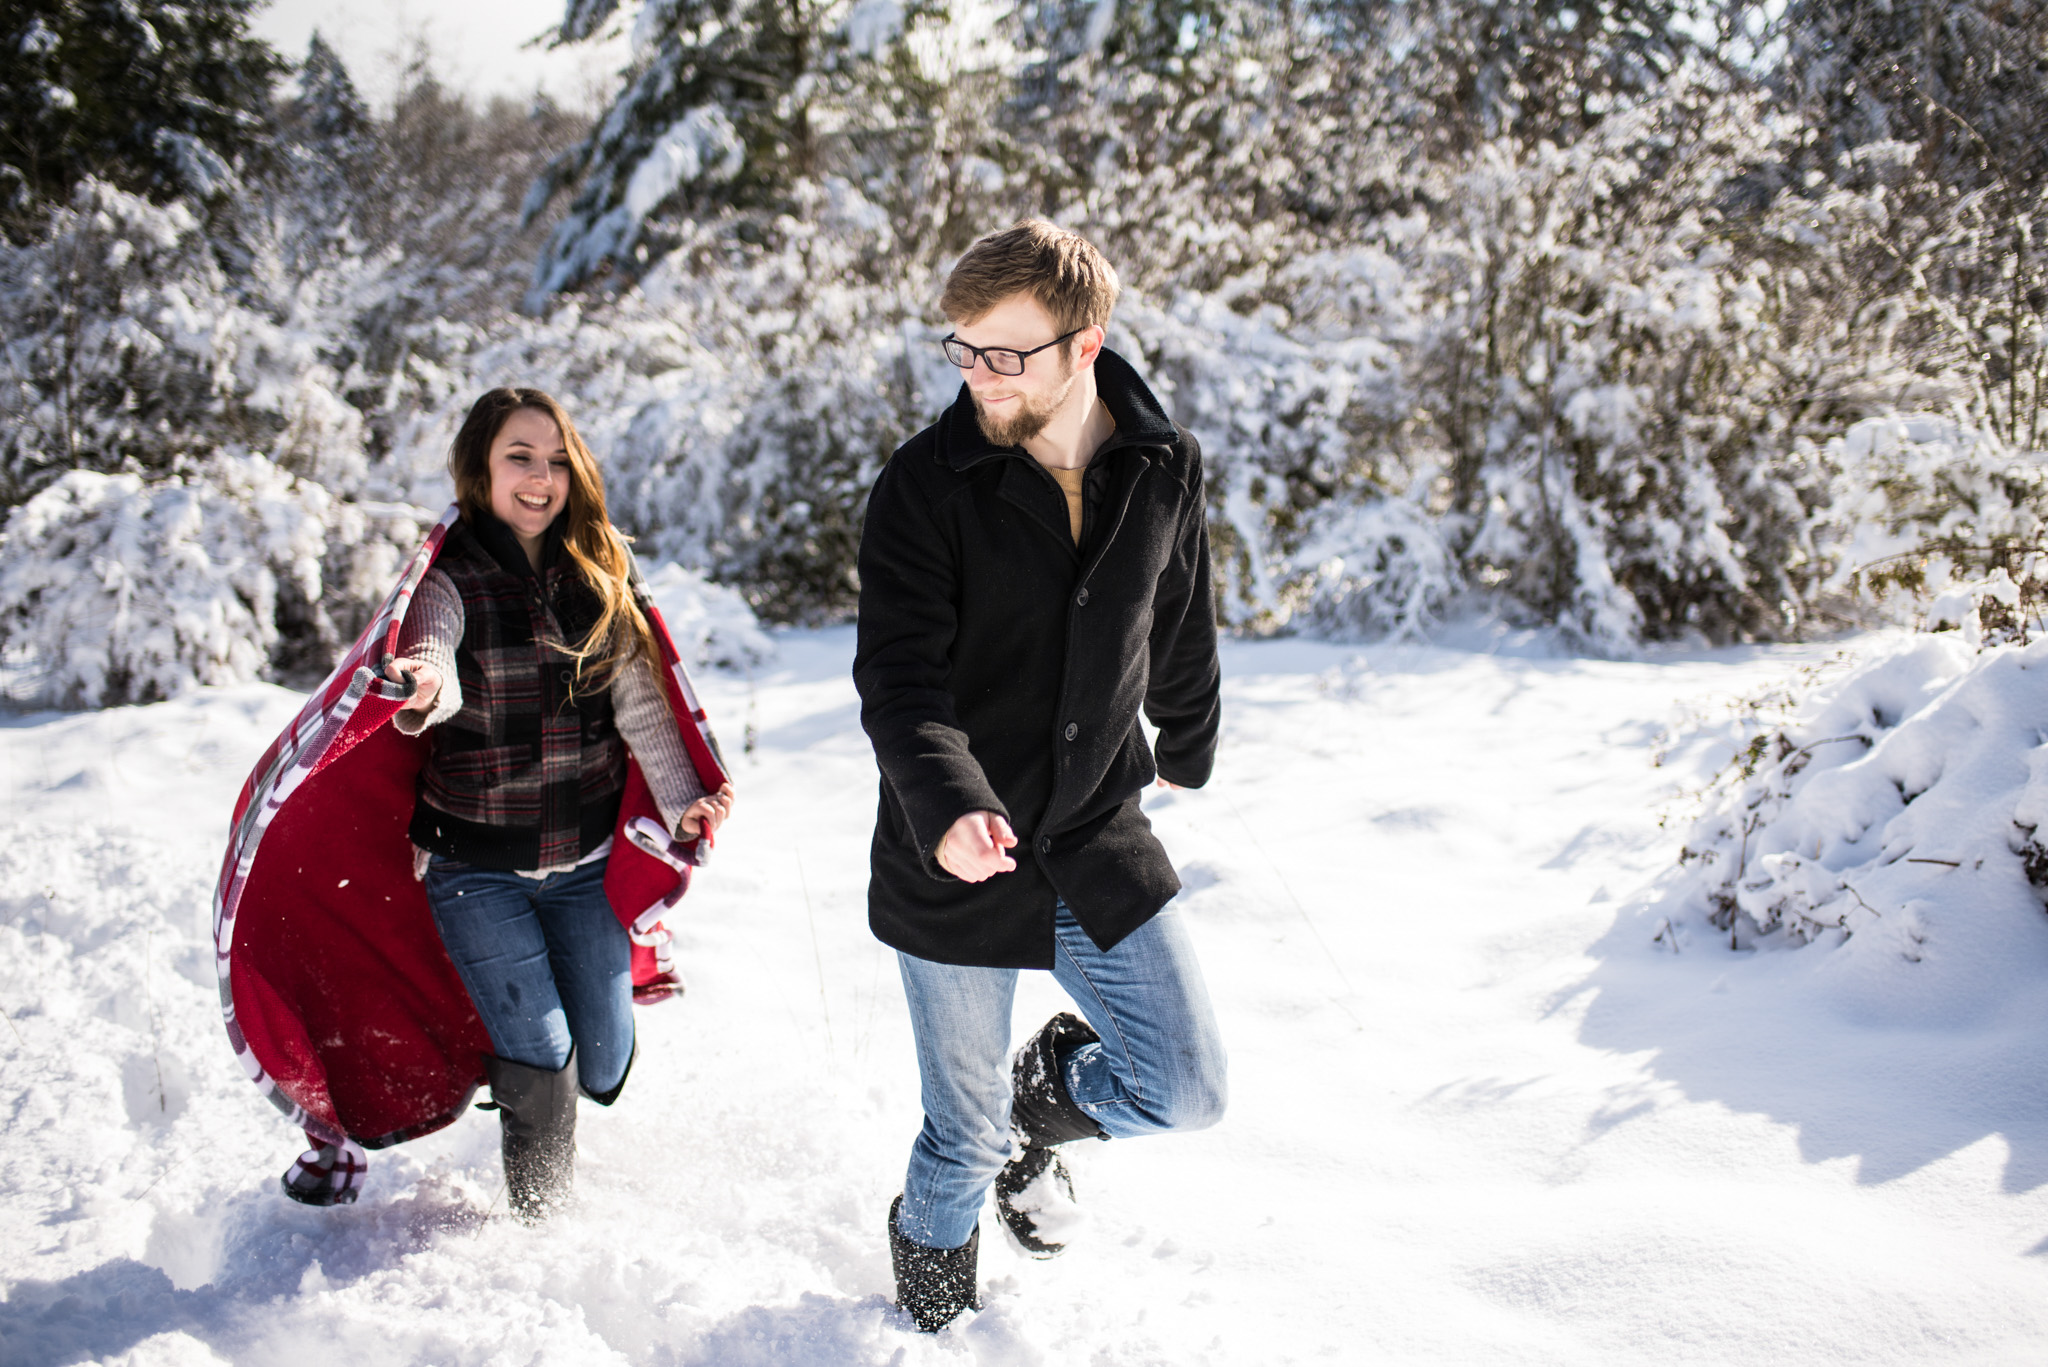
940, 327, 1087, 377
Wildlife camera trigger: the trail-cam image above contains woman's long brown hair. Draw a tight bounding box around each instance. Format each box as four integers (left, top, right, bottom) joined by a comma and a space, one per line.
447, 387, 659, 689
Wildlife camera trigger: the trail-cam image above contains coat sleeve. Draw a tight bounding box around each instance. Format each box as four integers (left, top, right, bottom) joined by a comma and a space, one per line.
853, 455, 1007, 877
1144, 432, 1222, 788
613, 653, 709, 833
391, 568, 465, 735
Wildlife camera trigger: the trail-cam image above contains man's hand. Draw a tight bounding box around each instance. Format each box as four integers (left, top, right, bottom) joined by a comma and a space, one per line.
1156, 778, 1181, 791
938, 810, 1018, 883
387, 657, 442, 714
676, 782, 737, 840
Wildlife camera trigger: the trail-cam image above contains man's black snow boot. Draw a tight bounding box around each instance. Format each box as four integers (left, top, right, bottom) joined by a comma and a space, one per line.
889, 1195, 980, 1332
997, 1012, 1106, 1258
484, 1050, 578, 1222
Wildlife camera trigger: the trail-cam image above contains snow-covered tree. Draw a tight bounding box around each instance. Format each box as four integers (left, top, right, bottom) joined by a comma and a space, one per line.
523, 0, 992, 303
277, 33, 374, 200
0, 182, 291, 501
0, 0, 283, 229
1764, 1, 2048, 452
290, 33, 372, 151
1772, 0, 2048, 195
1318, 0, 1725, 151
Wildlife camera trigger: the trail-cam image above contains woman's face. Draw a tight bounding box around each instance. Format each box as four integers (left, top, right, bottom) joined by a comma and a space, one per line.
487, 407, 573, 548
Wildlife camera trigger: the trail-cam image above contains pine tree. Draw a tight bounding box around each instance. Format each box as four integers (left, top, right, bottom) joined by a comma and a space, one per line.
290, 33, 372, 154
0, 0, 284, 236
523, 0, 961, 304
1769, 0, 2048, 449
1773, 0, 2048, 194
1313, 0, 1719, 151
1008, 0, 1315, 287
272, 33, 376, 256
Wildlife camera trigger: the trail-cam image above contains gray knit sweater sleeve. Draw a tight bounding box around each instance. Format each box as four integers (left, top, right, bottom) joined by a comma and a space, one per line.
614, 652, 709, 833
390, 569, 464, 735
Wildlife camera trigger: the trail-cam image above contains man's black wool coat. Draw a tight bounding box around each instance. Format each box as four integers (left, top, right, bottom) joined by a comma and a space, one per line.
853, 347, 1221, 969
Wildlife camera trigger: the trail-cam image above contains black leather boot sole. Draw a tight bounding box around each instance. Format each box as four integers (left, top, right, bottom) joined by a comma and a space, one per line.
994, 1140, 1076, 1258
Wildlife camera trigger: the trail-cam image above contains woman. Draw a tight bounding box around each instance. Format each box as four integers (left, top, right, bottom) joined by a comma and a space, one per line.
384, 386, 735, 1219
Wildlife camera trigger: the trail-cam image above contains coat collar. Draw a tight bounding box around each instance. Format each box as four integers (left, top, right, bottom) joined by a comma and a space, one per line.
936, 345, 1177, 474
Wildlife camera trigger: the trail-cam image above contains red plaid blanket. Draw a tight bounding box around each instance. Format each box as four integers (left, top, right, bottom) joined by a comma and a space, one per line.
213, 505, 730, 1152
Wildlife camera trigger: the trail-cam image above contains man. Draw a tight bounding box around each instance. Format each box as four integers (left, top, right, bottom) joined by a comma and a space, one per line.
853, 220, 1228, 1332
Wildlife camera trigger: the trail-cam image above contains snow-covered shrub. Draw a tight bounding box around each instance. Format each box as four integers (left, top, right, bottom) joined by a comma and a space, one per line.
1405, 89, 1836, 651
615, 199, 943, 622
1281, 495, 1463, 640
0, 457, 423, 707
1029, 47, 2029, 651
14, 1, 2048, 700
1116, 289, 1413, 631
1666, 605, 2048, 966
1815, 415, 2048, 618
642, 562, 775, 672
336, 189, 938, 625
0, 181, 311, 501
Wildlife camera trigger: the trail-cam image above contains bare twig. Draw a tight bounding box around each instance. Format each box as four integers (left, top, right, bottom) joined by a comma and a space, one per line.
1222, 792, 1365, 1031
1839, 880, 1884, 920
794, 842, 834, 1055
129, 1149, 206, 1204
744, 676, 760, 758
144, 926, 165, 1112
1850, 543, 2043, 580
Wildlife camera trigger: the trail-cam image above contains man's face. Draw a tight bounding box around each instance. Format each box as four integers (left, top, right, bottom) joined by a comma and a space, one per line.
950, 293, 1084, 448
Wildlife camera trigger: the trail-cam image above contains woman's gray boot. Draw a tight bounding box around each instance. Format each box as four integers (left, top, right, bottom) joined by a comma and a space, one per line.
484, 1050, 578, 1222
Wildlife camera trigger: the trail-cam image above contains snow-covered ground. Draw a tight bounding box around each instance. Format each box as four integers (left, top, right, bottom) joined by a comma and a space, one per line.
5, 629, 2048, 1365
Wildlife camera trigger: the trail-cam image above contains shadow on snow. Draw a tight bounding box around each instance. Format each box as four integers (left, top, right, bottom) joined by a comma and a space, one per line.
1568, 893, 2048, 1198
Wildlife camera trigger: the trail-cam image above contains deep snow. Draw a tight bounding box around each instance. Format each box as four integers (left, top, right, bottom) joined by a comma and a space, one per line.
4, 629, 2048, 1365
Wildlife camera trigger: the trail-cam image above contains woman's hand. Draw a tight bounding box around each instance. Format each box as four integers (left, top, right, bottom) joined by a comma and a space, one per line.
387, 657, 442, 714
676, 783, 736, 840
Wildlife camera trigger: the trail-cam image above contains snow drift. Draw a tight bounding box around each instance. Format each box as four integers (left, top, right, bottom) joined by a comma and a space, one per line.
1656, 601, 2048, 1029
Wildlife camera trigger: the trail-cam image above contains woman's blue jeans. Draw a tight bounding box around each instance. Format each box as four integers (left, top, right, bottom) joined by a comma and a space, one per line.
895, 899, 1227, 1249
423, 855, 634, 1096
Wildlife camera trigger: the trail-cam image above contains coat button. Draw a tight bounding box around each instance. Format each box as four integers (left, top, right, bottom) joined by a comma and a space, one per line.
560, 670, 573, 684
1064, 722, 1078, 740
1038, 835, 1051, 854
1076, 587, 1090, 606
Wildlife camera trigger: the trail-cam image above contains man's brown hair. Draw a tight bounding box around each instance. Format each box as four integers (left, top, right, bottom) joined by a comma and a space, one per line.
941, 219, 1121, 336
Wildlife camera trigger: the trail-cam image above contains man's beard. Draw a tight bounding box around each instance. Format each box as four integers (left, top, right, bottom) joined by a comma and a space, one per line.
973, 372, 1075, 448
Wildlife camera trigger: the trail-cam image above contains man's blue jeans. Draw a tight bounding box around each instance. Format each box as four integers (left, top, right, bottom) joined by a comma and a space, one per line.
895, 899, 1227, 1250
423, 855, 634, 1096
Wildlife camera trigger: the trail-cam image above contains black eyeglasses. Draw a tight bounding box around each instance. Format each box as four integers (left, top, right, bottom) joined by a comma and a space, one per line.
941, 329, 1083, 376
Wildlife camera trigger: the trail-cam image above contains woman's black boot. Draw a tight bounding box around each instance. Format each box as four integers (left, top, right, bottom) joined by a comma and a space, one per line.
484, 1050, 578, 1222
889, 1196, 979, 1331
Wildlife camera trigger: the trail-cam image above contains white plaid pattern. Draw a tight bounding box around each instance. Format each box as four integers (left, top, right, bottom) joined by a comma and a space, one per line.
281, 1136, 369, 1206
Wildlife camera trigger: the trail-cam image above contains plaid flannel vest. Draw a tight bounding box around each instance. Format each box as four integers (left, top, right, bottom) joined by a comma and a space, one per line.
408, 516, 627, 870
